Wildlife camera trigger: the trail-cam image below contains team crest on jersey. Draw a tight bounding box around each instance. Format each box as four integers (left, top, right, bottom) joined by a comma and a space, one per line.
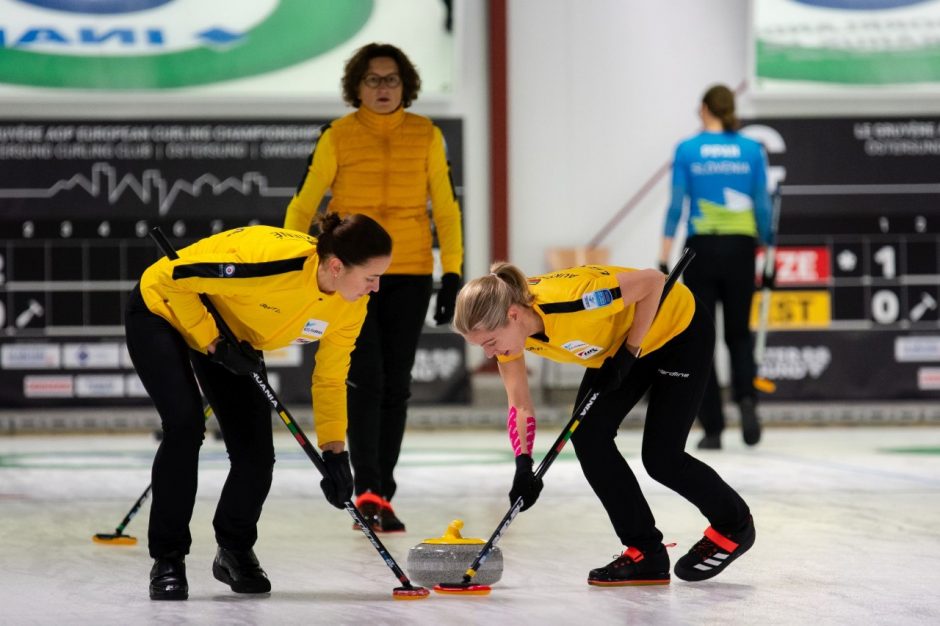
581, 289, 613, 310
562, 340, 605, 360
293, 318, 328, 344
221, 264, 236, 277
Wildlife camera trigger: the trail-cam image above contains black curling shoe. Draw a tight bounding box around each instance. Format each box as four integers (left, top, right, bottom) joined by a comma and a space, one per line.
588, 545, 671, 586
212, 547, 271, 594
674, 516, 755, 582
149, 554, 188, 600
739, 397, 762, 446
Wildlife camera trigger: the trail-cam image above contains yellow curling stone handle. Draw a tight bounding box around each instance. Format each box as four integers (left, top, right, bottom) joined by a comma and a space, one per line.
421, 519, 485, 545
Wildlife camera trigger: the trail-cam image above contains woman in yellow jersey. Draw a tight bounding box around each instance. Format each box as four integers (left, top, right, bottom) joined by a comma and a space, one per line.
124, 214, 391, 601
453, 262, 755, 586
284, 43, 463, 533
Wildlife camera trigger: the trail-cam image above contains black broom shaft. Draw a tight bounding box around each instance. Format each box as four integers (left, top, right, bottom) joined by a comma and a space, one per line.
107, 404, 212, 537
149, 227, 418, 589
461, 248, 695, 582
113, 485, 151, 534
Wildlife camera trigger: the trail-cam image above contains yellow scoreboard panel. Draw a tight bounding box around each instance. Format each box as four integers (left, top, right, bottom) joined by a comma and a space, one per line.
750, 290, 831, 329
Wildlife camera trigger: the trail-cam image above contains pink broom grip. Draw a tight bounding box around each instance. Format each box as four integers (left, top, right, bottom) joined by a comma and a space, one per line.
506, 406, 536, 456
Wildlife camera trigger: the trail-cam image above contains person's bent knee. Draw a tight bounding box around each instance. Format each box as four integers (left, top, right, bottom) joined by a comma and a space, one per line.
571, 420, 616, 451
641, 450, 682, 486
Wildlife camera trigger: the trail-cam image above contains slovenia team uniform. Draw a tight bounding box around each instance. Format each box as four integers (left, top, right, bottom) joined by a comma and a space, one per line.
664, 131, 772, 244
664, 130, 773, 435
125, 225, 366, 557
497, 265, 751, 552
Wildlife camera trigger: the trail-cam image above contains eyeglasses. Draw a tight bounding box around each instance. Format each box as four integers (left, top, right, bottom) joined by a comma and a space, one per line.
362, 74, 402, 89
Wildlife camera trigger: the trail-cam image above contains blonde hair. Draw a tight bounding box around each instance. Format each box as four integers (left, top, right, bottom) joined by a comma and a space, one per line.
453, 262, 534, 334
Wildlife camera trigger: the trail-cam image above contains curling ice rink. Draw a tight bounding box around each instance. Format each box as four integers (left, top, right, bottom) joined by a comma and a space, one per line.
2, 424, 939, 625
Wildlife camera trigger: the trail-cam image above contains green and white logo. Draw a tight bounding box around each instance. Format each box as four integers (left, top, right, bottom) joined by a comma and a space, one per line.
0, 0, 373, 89
756, 0, 940, 86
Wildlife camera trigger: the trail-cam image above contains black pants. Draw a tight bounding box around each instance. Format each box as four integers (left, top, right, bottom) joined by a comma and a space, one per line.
683, 235, 758, 435
124, 285, 274, 559
570, 302, 751, 552
346, 274, 432, 500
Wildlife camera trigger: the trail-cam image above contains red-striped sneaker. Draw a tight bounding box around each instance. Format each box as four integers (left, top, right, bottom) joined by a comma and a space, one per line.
352, 492, 382, 532
587, 545, 670, 586
377, 497, 406, 533
674, 517, 755, 581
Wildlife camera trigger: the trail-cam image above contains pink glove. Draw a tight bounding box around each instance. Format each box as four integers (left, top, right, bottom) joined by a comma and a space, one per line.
507, 406, 536, 457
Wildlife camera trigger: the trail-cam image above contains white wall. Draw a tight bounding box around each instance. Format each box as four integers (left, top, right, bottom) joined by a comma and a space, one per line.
507, 0, 750, 274
504, 0, 940, 274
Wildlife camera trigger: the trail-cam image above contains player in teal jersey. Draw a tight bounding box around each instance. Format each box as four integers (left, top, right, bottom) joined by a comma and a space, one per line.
659, 84, 773, 450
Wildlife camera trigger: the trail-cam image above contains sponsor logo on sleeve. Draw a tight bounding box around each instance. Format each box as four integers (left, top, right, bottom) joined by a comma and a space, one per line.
581, 289, 613, 310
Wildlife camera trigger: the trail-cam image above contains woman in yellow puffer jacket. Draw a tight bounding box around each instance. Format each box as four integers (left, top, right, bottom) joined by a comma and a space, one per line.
284, 43, 464, 533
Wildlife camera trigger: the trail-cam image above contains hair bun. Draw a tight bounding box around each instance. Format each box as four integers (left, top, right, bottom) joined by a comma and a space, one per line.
315, 212, 343, 238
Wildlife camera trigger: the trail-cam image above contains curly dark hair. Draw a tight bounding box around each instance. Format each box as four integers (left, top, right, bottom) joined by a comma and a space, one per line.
341, 43, 421, 109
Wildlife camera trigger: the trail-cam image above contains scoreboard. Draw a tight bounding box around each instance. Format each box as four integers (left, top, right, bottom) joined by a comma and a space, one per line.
744, 117, 940, 401
0, 119, 468, 407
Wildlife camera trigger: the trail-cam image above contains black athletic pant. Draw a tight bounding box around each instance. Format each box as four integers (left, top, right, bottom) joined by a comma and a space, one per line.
570, 302, 751, 552
346, 274, 432, 500
683, 235, 758, 436
125, 285, 274, 559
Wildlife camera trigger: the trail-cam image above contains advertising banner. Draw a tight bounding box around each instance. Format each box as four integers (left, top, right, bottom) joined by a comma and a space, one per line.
0, 0, 456, 97
754, 0, 940, 92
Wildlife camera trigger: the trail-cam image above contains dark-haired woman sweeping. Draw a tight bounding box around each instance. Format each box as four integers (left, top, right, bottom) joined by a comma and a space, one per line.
125, 213, 391, 600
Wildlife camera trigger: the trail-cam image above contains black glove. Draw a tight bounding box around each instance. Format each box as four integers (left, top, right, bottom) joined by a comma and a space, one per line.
658, 262, 669, 275
433, 273, 461, 325
508, 454, 543, 512
595, 345, 638, 393
319, 450, 353, 510
209, 336, 263, 375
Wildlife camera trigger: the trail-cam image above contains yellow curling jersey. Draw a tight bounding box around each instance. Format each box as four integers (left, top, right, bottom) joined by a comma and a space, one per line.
138, 225, 368, 445
496, 266, 695, 368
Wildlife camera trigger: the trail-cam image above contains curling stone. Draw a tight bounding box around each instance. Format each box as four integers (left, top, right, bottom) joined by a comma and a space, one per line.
407, 520, 503, 587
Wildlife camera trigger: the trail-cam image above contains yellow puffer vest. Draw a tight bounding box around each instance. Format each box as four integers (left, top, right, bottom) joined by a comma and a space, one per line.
328, 108, 436, 274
